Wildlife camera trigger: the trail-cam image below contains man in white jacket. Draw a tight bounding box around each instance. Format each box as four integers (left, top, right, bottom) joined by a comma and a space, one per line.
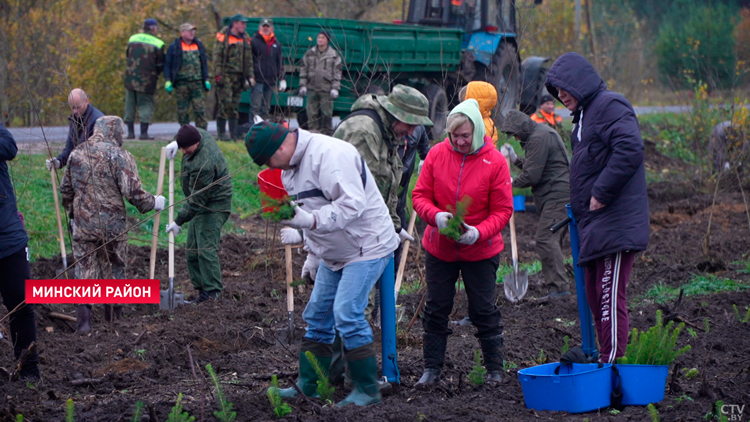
246, 121, 399, 407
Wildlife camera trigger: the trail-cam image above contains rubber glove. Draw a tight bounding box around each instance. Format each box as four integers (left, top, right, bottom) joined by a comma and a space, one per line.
278, 79, 287, 92
302, 253, 321, 283
502, 143, 518, 165
280, 202, 315, 229
418, 159, 424, 175
165, 81, 173, 93
298, 86, 307, 96
165, 141, 179, 160
398, 228, 415, 243
215, 75, 222, 84
204, 81, 211, 91
165, 222, 181, 236
330, 89, 339, 99
456, 223, 479, 245
435, 212, 453, 230
249, 77, 256, 87
253, 115, 264, 124
280, 227, 303, 244
46, 158, 61, 171
153, 195, 166, 211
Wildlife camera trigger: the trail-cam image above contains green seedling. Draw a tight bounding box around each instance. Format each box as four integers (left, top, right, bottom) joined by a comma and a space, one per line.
648, 403, 660, 422
439, 196, 472, 241
502, 360, 518, 372
206, 364, 236, 422
289, 279, 306, 288
675, 394, 694, 403
732, 304, 750, 323
16, 415, 24, 422
305, 351, 335, 403
561, 336, 571, 355
687, 327, 698, 339
532, 349, 547, 365
467, 349, 486, 385
682, 368, 699, 379
167, 393, 194, 422
25, 381, 34, 389
267, 375, 292, 418
261, 194, 296, 222
134, 349, 146, 361
270, 289, 280, 299
616, 310, 691, 365
131, 401, 144, 422
704, 318, 711, 333
66, 399, 75, 422
609, 409, 621, 415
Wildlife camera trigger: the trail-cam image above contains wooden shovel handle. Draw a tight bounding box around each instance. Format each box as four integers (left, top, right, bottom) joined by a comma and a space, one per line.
505, 155, 519, 263
149, 147, 167, 280
50, 168, 67, 267
394, 207, 418, 300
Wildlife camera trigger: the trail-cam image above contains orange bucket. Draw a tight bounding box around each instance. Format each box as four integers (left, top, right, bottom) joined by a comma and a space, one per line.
258, 168, 288, 213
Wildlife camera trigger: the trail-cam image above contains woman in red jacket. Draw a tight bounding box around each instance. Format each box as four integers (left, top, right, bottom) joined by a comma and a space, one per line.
412, 99, 513, 388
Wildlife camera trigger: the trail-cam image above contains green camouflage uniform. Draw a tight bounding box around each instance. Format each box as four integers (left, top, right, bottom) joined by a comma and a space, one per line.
213, 28, 253, 120
175, 45, 207, 129
299, 45, 342, 134
175, 129, 233, 292
60, 116, 156, 280
124, 32, 165, 124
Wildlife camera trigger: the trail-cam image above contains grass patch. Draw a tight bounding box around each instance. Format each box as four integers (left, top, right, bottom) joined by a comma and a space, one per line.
496, 260, 541, 283
642, 274, 750, 304
10, 142, 261, 260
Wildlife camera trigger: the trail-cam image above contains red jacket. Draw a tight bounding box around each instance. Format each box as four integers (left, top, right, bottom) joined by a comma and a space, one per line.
413, 137, 514, 262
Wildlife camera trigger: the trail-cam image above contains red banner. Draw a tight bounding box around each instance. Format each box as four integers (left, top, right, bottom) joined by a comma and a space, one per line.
26, 279, 160, 304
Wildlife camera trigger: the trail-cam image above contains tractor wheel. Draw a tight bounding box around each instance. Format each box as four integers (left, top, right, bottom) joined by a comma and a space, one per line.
421, 84, 448, 140
472, 42, 521, 117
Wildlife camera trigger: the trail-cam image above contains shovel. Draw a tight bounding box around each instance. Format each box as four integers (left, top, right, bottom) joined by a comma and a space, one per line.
49, 166, 69, 278
503, 157, 528, 302
284, 242, 294, 344
160, 155, 185, 311
394, 207, 418, 303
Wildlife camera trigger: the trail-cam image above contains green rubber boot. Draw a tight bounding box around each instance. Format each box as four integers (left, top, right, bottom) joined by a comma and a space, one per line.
269, 340, 332, 398
336, 343, 381, 407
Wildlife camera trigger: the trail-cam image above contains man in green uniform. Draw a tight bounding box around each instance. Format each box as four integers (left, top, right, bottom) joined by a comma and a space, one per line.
213, 14, 253, 140
298, 30, 342, 135
165, 125, 233, 302
124, 18, 165, 140
164, 23, 211, 130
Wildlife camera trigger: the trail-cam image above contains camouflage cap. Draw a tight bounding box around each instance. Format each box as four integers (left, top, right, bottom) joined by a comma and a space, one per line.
245, 121, 289, 166
179, 23, 196, 32
376, 85, 433, 126
230, 14, 247, 23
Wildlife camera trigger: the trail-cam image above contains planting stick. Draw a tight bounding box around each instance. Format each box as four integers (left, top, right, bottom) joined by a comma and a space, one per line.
285, 243, 294, 344
379, 257, 399, 383
394, 208, 418, 302
49, 167, 69, 278
565, 204, 598, 360
149, 147, 167, 280
168, 158, 175, 312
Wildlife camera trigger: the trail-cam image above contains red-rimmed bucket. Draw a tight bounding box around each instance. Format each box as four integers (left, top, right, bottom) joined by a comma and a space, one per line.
258, 168, 288, 213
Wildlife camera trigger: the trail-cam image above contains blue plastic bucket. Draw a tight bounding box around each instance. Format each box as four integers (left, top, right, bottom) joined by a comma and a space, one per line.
617, 364, 669, 405
513, 195, 526, 211
518, 363, 612, 413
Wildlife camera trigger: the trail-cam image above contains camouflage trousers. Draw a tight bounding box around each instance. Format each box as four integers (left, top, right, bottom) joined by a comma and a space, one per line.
123, 90, 155, 124
186, 211, 229, 293
175, 80, 207, 130
216, 73, 245, 120
73, 237, 127, 280
306, 90, 334, 135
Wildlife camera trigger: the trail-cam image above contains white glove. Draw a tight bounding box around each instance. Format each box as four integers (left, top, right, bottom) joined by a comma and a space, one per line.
418, 160, 424, 175
398, 228, 415, 243
46, 158, 61, 171
456, 223, 479, 245
301, 253, 321, 283
298, 86, 307, 96
435, 212, 453, 230
165, 222, 181, 236
153, 195, 166, 211
249, 77, 256, 87
166, 141, 178, 160
253, 115, 264, 124
502, 143, 518, 164
279, 79, 287, 92
280, 202, 315, 229
330, 89, 339, 99
280, 227, 303, 244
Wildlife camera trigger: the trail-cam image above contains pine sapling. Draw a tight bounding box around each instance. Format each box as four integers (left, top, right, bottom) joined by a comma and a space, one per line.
647, 403, 660, 422
131, 401, 144, 422
267, 375, 292, 418
167, 393, 194, 422
440, 196, 473, 241
261, 194, 296, 222
65, 399, 75, 422
305, 351, 335, 402
466, 349, 486, 385
561, 335, 571, 355
206, 364, 237, 422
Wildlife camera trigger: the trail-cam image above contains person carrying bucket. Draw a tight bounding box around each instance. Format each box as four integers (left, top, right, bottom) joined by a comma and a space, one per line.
245, 121, 399, 406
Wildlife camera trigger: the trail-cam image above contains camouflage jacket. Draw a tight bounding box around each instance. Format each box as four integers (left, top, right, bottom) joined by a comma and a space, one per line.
333, 95, 403, 231
299, 45, 342, 92
176, 128, 233, 226
61, 116, 156, 243
213, 27, 252, 79
125, 32, 165, 94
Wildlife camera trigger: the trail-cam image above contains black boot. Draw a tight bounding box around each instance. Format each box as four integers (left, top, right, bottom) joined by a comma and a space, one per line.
126, 121, 135, 139
228, 118, 238, 140
415, 333, 447, 390
321, 116, 334, 136
216, 118, 229, 141
75, 305, 91, 334
139, 123, 154, 140
480, 334, 507, 385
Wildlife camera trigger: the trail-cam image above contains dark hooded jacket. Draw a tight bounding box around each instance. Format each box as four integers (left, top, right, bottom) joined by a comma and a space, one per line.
545, 52, 649, 265
500, 109, 570, 210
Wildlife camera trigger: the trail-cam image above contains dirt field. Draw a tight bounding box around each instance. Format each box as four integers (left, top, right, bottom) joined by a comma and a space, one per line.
2, 147, 750, 421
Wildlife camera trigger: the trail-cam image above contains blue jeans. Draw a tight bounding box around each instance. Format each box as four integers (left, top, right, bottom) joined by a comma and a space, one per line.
302, 254, 392, 350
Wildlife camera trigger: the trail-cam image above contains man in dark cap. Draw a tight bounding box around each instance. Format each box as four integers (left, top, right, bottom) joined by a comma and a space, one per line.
165, 125, 233, 302
298, 30, 342, 135
250, 18, 286, 122
164, 23, 211, 130
124, 18, 165, 140
247, 121, 398, 407
213, 14, 253, 140
530, 93, 566, 142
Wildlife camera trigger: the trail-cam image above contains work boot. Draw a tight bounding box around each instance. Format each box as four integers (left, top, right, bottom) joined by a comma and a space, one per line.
271, 339, 333, 398
196, 290, 220, 303
216, 118, 230, 141
188, 289, 205, 302
75, 305, 91, 334
321, 116, 333, 136
480, 334, 507, 385
18, 364, 40, 381
337, 343, 381, 407
103, 305, 123, 322
228, 118, 238, 140
415, 332, 447, 390
126, 121, 135, 139
139, 123, 154, 140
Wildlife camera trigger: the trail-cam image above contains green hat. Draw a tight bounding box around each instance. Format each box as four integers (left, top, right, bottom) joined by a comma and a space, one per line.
230, 14, 247, 23
245, 121, 289, 166
376, 84, 433, 126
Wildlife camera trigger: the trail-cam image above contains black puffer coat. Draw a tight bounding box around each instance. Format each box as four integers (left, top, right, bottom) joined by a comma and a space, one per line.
545, 52, 649, 265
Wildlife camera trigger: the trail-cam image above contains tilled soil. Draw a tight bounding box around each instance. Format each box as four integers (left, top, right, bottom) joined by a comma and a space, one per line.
3, 167, 750, 421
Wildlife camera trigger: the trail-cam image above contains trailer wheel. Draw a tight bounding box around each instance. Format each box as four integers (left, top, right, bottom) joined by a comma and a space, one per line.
422, 84, 448, 140
473, 42, 521, 117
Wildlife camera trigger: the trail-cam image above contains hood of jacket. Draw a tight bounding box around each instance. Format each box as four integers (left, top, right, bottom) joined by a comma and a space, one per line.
448, 99, 485, 154
87, 116, 124, 147
500, 109, 537, 145
465, 81, 498, 141
545, 52, 606, 110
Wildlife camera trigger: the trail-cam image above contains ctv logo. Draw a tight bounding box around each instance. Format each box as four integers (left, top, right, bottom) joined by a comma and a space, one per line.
722, 404, 745, 421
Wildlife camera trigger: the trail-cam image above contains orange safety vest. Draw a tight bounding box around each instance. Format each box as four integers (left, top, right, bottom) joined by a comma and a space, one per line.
531, 109, 562, 127
215, 32, 246, 44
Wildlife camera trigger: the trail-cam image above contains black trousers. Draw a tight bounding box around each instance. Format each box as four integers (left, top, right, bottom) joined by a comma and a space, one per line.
0, 245, 38, 367
422, 251, 503, 338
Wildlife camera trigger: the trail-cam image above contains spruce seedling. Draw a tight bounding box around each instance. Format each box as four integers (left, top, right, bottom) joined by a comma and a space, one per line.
206, 364, 237, 422
703, 318, 711, 333
261, 194, 296, 222
561, 335, 571, 355
467, 349, 486, 385
66, 399, 75, 422
305, 351, 335, 402
131, 401, 144, 422
266, 375, 292, 418
616, 310, 692, 365
16, 415, 24, 422
167, 393, 194, 422
647, 403, 660, 422
732, 304, 750, 323
440, 196, 473, 241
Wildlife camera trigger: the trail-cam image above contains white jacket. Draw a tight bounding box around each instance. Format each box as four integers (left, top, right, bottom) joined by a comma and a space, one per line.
282, 129, 399, 270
